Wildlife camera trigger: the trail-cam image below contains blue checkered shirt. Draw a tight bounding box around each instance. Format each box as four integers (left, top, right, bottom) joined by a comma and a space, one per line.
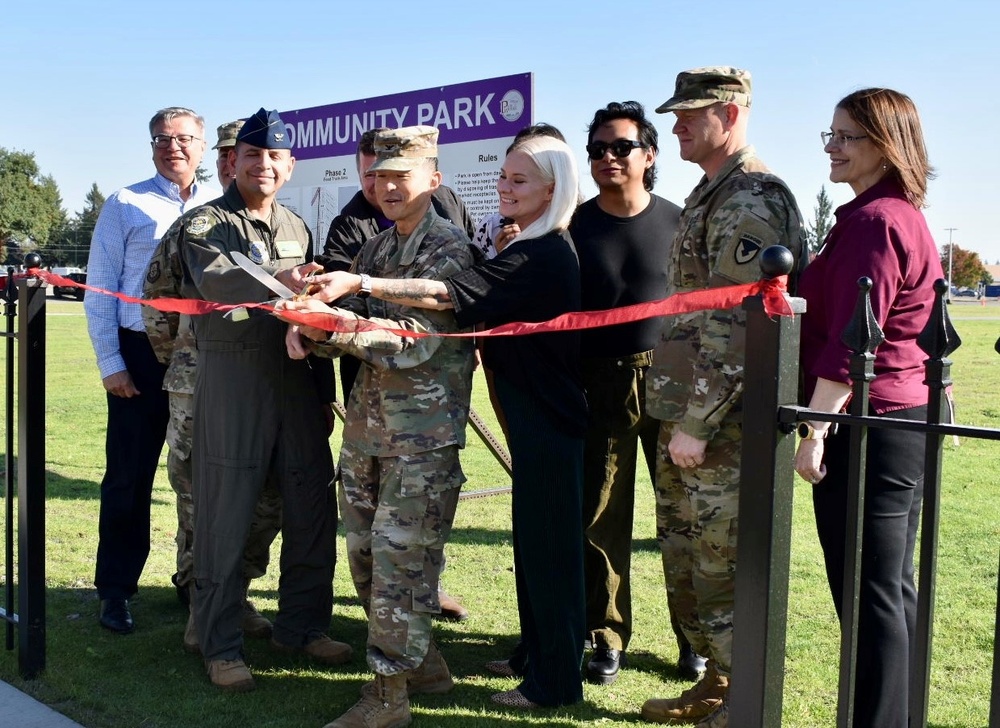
84, 173, 218, 379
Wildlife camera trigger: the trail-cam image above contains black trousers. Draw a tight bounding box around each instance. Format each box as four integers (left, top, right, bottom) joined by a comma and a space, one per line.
94, 329, 169, 600
813, 404, 927, 728
496, 375, 585, 707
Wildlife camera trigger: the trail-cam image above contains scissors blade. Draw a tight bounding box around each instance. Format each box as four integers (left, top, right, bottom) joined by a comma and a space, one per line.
231, 251, 296, 300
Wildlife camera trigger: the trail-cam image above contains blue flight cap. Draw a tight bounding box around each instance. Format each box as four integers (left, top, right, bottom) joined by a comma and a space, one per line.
235, 108, 291, 149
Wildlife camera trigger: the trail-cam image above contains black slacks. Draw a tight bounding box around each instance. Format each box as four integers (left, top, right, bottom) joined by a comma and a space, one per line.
813, 404, 927, 728
95, 328, 169, 600
496, 375, 585, 707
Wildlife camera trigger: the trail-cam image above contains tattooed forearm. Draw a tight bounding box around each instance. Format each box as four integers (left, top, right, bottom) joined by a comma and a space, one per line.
377, 278, 453, 309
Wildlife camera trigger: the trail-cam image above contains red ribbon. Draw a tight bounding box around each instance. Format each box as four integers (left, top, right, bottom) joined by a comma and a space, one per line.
29, 268, 792, 338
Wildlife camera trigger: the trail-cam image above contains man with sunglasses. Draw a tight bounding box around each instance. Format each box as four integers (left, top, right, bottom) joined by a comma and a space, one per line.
641, 68, 805, 728
568, 102, 705, 688
85, 107, 218, 636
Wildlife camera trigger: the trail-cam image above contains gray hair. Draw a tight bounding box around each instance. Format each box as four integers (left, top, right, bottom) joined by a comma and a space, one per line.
148, 107, 205, 135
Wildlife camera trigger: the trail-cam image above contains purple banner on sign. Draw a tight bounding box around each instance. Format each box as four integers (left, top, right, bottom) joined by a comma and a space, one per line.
280, 73, 532, 161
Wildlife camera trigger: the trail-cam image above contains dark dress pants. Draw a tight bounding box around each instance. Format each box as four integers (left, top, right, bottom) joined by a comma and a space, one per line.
496, 375, 585, 707
95, 328, 169, 600
813, 404, 927, 728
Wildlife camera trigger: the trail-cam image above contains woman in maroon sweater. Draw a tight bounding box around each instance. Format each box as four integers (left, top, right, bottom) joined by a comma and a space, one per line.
794, 88, 943, 728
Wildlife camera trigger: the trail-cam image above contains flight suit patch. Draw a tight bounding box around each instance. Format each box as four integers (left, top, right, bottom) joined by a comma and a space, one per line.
248, 241, 268, 265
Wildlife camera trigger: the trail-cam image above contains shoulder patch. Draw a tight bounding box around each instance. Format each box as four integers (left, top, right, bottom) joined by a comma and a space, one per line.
735, 232, 763, 264
186, 215, 212, 237
146, 260, 161, 284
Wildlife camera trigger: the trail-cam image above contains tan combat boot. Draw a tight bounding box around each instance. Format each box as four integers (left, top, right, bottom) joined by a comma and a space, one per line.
323, 673, 411, 728
205, 658, 255, 692
242, 596, 272, 639
271, 633, 353, 665
406, 641, 454, 695
640, 662, 728, 723
183, 609, 200, 655
362, 641, 454, 696
695, 697, 729, 728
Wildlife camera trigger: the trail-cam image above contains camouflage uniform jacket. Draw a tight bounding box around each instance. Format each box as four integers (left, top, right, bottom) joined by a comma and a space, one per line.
647, 146, 804, 440
312, 206, 476, 458
143, 215, 198, 395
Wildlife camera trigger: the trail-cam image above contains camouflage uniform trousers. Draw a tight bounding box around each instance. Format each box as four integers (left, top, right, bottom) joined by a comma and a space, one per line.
338, 439, 464, 676
167, 391, 283, 590
653, 416, 742, 676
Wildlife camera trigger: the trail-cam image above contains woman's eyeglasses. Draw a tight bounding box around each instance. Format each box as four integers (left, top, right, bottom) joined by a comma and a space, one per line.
820, 131, 868, 147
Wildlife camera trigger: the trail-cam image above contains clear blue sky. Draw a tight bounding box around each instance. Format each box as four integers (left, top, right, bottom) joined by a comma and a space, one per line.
4, 0, 997, 261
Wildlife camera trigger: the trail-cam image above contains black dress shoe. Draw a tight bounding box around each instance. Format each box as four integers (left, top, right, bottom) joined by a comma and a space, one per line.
99, 598, 134, 634
586, 647, 625, 685
677, 643, 708, 681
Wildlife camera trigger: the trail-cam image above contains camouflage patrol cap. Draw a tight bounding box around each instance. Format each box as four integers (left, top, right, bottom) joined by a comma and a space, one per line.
212, 119, 245, 150
236, 108, 292, 149
369, 126, 439, 172
655, 67, 752, 113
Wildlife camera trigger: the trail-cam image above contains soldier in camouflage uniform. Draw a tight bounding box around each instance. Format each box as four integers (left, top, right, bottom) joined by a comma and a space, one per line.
143, 119, 280, 644
166, 108, 349, 692
640, 68, 805, 728
282, 126, 475, 728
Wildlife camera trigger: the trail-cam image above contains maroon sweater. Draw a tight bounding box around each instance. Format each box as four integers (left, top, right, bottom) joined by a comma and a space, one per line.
799, 177, 944, 414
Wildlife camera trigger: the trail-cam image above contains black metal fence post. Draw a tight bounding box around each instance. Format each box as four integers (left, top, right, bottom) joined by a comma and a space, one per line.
18, 259, 46, 678
730, 246, 804, 727
910, 279, 961, 726
3, 266, 16, 652
836, 277, 885, 728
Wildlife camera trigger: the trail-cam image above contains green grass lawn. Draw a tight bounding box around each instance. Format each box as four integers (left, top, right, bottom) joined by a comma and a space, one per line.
0, 293, 997, 727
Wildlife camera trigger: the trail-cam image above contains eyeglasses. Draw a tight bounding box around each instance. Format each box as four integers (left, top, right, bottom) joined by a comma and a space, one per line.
586, 139, 646, 161
151, 134, 201, 149
820, 131, 868, 147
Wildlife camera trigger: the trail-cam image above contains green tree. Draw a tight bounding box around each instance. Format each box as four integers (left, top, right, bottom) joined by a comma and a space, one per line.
942, 243, 991, 290
0, 148, 67, 262
195, 164, 212, 184
804, 185, 834, 254
44, 183, 105, 267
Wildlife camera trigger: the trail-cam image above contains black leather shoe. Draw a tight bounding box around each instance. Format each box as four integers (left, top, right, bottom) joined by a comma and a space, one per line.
586, 647, 625, 685
677, 643, 708, 681
99, 598, 134, 634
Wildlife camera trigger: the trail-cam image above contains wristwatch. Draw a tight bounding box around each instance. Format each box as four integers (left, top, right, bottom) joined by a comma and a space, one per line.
357, 273, 373, 299
797, 421, 828, 440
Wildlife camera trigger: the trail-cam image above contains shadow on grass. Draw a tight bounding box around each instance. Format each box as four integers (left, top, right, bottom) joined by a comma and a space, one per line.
2, 584, 675, 727
0, 463, 103, 502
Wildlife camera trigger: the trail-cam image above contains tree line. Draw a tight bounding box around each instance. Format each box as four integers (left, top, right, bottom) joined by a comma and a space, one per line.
1, 146, 993, 288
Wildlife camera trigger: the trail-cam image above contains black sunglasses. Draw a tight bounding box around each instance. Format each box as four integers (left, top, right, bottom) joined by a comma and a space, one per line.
586, 138, 646, 161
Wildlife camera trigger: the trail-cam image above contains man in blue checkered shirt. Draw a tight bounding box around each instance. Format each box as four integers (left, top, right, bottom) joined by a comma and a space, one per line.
84, 106, 218, 635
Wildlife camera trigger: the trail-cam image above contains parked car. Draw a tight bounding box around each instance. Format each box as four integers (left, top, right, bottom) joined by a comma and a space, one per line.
954, 288, 980, 299
50, 267, 87, 300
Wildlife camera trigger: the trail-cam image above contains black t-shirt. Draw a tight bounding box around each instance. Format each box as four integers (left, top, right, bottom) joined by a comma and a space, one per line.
569, 194, 680, 358
445, 230, 587, 437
